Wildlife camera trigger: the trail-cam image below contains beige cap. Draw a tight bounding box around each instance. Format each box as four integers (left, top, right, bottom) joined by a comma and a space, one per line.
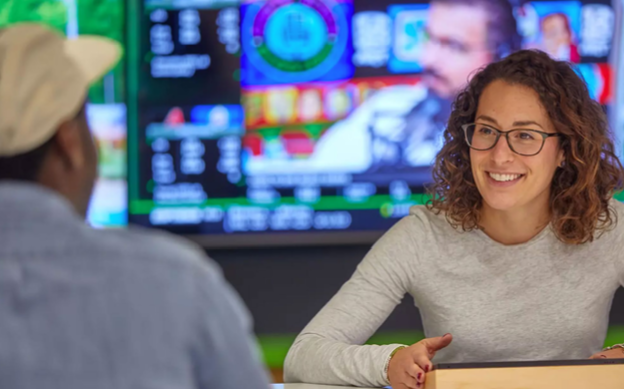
0, 23, 122, 157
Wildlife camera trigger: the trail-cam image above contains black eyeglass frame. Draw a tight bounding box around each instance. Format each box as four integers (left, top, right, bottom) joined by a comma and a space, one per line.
461, 123, 562, 156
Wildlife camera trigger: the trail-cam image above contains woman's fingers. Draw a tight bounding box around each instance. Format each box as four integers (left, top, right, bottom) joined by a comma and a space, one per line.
397, 369, 419, 389
421, 333, 453, 358
413, 352, 433, 373
389, 335, 453, 389
406, 362, 426, 386
589, 348, 624, 359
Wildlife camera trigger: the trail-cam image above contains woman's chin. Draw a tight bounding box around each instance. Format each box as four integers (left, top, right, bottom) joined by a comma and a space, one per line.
482, 195, 522, 212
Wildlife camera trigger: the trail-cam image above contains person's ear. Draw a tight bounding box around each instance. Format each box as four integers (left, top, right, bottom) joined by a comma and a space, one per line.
557, 148, 565, 168
53, 118, 85, 171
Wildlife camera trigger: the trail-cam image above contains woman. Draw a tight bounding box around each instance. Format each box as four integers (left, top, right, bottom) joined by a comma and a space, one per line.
283, 50, 624, 389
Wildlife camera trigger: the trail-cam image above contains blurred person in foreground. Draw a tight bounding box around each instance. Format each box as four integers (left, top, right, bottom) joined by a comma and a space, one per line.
0, 23, 269, 389
309, 0, 521, 172
285, 50, 624, 389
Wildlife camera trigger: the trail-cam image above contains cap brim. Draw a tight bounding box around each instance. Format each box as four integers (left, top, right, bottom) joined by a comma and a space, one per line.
64, 36, 122, 84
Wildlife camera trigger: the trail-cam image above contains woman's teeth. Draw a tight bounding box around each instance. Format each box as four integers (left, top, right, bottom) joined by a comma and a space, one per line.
489, 172, 522, 182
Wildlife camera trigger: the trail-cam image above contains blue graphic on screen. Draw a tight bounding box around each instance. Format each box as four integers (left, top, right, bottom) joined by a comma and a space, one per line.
266, 4, 327, 60
388, 4, 429, 74
241, 0, 354, 85
191, 105, 244, 128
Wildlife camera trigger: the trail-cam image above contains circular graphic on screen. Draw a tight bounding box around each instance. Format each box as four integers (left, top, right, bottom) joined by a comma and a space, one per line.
242, 0, 349, 83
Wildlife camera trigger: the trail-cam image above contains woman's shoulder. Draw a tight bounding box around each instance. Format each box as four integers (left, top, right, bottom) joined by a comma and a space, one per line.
378, 204, 481, 262
368, 204, 464, 270
610, 197, 624, 216
601, 199, 624, 282
607, 198, 624, 233
584, 198, 624, 245
404, 203, 458, 235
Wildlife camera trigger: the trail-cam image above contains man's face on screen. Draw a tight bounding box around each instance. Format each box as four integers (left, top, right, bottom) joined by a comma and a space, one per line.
420, 4, 494, 99
542, 15, 572, 55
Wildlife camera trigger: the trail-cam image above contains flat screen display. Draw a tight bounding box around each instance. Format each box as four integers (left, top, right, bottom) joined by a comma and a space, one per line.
127, 0, 623, 246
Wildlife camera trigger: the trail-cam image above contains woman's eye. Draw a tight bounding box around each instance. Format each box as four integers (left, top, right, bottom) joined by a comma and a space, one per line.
518, 131, 536, 140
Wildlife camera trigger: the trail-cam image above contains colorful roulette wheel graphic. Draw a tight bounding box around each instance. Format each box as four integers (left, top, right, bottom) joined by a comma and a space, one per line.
242, 0, 350, 83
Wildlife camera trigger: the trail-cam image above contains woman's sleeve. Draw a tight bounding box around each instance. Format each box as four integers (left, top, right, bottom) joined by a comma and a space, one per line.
610, 200, 624, 287
283, 215, 422, 387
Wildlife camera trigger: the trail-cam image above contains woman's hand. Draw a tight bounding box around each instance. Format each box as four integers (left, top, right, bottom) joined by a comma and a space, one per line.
590, 347, 624, 359
387, 334, 453, 389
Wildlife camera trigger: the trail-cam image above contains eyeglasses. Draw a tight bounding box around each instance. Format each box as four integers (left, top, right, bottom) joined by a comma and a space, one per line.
462, 123, 561, 156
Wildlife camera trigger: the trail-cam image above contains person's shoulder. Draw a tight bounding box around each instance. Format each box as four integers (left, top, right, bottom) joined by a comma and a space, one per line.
378, 204, 456, 247
93, 225, 219, 277
607, 198, 624, 234
407, 203, 453, 233
583, 198, 624, 248
90, 227, 254, 343
609, 198, 624, 216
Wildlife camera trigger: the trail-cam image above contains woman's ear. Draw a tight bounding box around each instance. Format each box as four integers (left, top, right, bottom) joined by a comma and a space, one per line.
557, 149, 565, 168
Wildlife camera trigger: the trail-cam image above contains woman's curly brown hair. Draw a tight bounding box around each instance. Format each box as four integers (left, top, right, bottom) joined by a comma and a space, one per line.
428, 49, 624, 244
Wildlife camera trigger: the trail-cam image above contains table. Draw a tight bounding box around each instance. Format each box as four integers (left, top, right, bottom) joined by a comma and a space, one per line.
271, 359, 624, 389
272, 385, 378, 389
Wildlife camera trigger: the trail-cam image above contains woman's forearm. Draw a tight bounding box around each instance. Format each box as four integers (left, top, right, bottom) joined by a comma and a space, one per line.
284, 331, 405, 387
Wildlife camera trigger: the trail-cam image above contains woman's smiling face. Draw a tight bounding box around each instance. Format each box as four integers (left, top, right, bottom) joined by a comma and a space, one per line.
470, 79, 564, 213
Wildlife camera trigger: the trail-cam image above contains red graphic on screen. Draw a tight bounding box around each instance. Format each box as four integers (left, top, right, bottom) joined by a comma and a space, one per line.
164, 107, 185, 126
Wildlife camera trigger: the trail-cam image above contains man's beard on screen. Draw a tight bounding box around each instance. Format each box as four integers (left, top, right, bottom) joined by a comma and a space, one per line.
363, 87, 453, 174
421, 67, 455, 98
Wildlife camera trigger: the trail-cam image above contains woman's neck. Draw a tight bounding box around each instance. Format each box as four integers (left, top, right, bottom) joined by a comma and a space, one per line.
478, 201, 551, 245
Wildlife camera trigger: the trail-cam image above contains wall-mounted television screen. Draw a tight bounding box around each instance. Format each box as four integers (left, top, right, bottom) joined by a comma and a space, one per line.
126, 0, 623, 247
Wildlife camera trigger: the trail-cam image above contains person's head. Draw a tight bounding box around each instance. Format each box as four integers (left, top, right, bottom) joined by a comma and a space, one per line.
0, 104, 97, 216
420, 0, 521, 99
0, 23, 121, 217
429, 49, 624, 244
541, 13, 573, 55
